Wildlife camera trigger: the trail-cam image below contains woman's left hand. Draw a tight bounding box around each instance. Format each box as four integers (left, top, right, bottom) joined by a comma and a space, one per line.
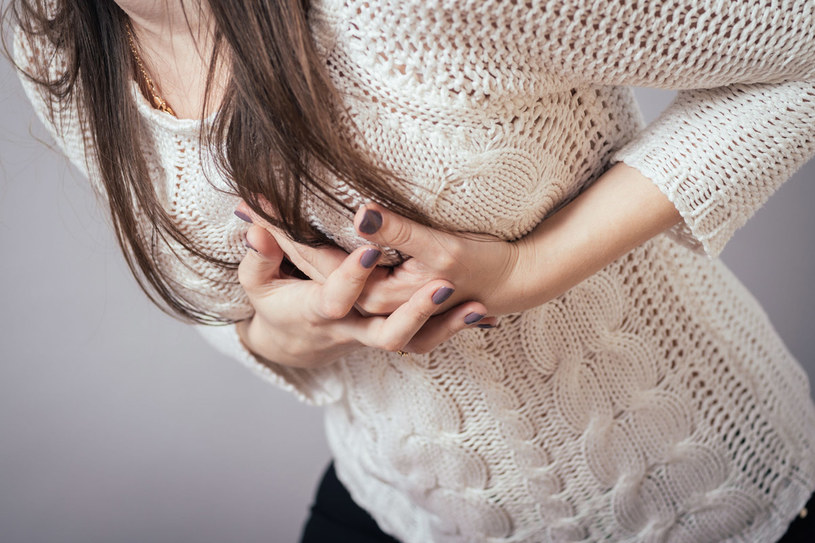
345, 203, 526, 316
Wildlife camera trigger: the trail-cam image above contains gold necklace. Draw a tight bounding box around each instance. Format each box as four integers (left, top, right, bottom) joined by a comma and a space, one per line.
125, 21, 177, 117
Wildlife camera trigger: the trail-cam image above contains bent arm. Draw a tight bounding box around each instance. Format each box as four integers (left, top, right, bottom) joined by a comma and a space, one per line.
530, 0, 815, 257
613, 82, 815, 257
506, 162, 682, 313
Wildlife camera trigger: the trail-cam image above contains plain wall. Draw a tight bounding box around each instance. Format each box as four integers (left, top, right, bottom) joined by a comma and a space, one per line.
1, 52, 814, 543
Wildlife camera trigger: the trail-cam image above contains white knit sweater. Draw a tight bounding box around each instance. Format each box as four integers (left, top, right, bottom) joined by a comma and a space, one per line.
17, 1, 815, 541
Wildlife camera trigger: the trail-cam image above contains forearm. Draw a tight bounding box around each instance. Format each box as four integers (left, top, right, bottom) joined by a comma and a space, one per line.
509, 162, 682, 311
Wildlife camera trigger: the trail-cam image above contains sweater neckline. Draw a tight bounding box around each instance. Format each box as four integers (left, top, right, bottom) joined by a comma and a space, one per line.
131, 81, 217, 134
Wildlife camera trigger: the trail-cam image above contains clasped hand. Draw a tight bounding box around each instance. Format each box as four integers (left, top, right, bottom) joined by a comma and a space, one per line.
235, 202, 526, 368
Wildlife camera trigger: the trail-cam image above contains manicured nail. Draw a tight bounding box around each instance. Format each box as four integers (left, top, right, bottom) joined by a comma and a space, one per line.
477, 323, 495, 329
431, 286, 454, 305
234, 210, 253, 223
358, 209, 382, 235
360, 248, 381, 269
464, 312, 485, 325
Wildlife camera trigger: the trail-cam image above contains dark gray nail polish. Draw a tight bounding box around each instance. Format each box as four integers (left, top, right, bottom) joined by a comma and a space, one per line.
358, 209, 382, 235
432, 286, 454, 305
360, 248, 381, 269
477, 323, 495, 329
234, 210, 253, 223
464, 312, 485, 325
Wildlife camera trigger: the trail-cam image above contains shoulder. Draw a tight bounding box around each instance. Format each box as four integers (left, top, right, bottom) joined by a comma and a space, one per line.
13, 20, 99, 189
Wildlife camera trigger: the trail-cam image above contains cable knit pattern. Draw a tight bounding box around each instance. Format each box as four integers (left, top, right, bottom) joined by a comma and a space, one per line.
15, 1, 815, 541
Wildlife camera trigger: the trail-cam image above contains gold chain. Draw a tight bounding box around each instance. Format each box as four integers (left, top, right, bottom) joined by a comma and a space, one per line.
125, 21, 177, 117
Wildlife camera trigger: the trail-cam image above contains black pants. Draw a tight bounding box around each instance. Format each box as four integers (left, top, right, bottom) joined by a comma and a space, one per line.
300, 463, 400, 543
300, 463, 815, 542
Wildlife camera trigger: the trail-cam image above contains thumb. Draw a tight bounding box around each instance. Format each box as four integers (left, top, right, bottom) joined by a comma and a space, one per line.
238, 225, 286, 292
354, 203, 451, 261
237, 199, 343, 283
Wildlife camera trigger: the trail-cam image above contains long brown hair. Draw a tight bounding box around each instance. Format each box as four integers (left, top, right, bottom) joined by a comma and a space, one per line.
4, 0, 432, 323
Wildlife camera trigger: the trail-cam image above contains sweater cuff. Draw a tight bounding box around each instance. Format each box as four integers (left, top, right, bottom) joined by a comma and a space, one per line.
195, 323, 344, 406
613, 80, 815, 258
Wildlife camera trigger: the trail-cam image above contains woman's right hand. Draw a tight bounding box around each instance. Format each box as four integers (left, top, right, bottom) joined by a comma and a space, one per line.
236, 224, 494, 369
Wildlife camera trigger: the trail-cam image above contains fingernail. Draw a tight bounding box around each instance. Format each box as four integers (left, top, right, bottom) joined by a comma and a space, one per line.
234, 210, 253, 223
464, 312, 485, 325
358, 209, 382, 235
477, 323, 495, 329
431, 286, 454, 305
360, 248, 381, 269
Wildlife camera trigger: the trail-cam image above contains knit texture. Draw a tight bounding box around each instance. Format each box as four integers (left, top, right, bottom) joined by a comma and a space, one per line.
16, 1, 815, 541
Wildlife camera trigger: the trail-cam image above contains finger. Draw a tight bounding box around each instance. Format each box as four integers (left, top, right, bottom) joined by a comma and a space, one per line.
246, 224, 308, 281
237, 200, 347, 283
236, 199, 277, 229
340, 281, 456, 352
238, 225, 285, 293
278, 237, 348, 284
308, 245, 382, 320
245, 224, 284, 262
354, 203, 459, 266
404, 303, 493, 354
475, 316, 499, 329
354, 261, 431, 315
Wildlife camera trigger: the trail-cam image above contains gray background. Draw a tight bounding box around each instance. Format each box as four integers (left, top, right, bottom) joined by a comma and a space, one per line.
2, 50, 814, 543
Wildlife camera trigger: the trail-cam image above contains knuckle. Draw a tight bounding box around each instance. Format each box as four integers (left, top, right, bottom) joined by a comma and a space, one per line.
378, 337, 405, 353
356, 296, 391, 316
343, 270, 367, 289
301, 309, 324, 327
388, 220, 414, 247
318, 298, 349, 320
415, 303, 437, 323
433, 241, 463, 271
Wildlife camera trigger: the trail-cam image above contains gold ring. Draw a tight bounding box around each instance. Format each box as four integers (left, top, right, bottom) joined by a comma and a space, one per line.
396, 350, 409, 357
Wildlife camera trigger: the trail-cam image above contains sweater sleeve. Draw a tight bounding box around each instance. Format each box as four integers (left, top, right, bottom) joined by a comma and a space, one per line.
613, 82, 814, 257
532, 0, 815, 257
194, 323, 345, 406
13, 24, 103, 197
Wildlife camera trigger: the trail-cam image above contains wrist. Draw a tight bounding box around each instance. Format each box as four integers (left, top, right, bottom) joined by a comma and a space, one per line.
236, 313, 355, 369
235, 315, 294, 367
236, 316, 265, 360
502, 231, 560, 313
504, 162, 683, 314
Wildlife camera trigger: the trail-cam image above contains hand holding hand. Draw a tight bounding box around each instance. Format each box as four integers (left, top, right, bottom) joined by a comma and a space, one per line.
235, 224, 495, 368
240, 201, 528, 319
239, 162, 685, 335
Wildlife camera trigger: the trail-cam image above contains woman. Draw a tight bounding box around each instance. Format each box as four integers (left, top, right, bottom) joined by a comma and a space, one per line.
9, 0, 815, 541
